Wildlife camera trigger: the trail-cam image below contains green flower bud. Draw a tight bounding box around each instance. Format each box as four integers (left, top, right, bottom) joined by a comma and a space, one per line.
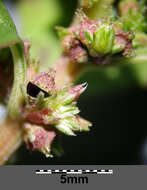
92, 24, 115, 54
84, 30, 93, 43
55, 120, 76, 136
118, 0, 147, 32
55, 116, 92, 136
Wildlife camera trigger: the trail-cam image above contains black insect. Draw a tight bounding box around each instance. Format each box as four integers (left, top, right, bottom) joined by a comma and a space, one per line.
27, 82, 49, 98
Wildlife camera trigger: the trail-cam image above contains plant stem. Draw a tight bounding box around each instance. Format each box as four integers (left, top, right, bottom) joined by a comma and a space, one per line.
0, 118, 23, 165
0, 43, 27, 164
8, 44, 26, 119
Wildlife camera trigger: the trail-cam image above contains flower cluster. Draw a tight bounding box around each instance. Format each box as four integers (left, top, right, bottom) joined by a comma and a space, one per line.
57, 14, 134, 64
22, 69, 91, 156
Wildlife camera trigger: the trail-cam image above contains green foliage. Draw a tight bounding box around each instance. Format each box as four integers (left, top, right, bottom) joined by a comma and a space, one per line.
0, 0, 20, 48
17, 0, 62, 71
0, 0, 26, 119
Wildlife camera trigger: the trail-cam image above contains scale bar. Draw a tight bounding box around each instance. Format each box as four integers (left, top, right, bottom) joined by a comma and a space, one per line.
36, 169, 113, 175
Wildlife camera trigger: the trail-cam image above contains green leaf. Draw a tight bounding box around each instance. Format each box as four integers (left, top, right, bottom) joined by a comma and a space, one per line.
0, 0, 20, 49
0, 1, 26, 118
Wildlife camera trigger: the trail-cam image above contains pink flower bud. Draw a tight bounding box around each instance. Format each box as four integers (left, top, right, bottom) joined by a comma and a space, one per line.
68, 82, 88, 101
69, 45, 88, 63
24, 123, 56, 157
79, 18, 98, 45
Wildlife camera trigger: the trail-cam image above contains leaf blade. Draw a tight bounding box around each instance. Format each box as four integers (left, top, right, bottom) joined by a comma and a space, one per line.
0, 0, 20, 49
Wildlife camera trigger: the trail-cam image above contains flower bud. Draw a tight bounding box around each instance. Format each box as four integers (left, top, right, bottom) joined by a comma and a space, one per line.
112, 29, 134, 56
92, 24, 115, 54
55, 115, 92, 136
59, 82, 88, 105
24, 123, 56, 157
55, 120, 76, 136
78, 18, 98, 46
118, 0, 147, 32
22, 106, 56, 125
73, 115, 92, 131
69, 45, 88, 63
68, 82, 88, 102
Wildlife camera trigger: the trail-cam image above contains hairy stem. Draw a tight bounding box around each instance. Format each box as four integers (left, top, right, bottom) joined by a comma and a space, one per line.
0, 43, 26, 165
8, 44, 26, 119
0, 118, 23, 165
